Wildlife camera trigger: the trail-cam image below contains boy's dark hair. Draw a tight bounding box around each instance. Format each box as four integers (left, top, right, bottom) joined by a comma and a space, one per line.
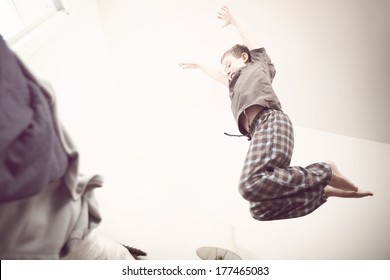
220, 44, 252, 64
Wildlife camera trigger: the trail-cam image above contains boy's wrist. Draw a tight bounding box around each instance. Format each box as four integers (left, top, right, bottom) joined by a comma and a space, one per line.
231, 17, 240, 28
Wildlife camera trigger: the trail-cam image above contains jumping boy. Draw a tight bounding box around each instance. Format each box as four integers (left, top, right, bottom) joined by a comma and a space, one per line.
179, 6, 373, 221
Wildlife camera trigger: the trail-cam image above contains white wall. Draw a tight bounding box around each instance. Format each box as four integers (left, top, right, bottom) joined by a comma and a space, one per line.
97, 0, 390, 145
11, 0, 120, 177
7, 0, 390, 259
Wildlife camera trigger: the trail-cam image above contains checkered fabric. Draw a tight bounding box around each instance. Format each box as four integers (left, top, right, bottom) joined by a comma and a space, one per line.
239, 109, 332, 221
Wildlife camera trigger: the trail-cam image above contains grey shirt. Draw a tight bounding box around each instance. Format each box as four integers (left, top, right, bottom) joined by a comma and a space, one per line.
228, 48, 282, 135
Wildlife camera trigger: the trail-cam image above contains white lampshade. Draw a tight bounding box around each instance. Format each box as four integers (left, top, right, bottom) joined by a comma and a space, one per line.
196, 223, 241, 260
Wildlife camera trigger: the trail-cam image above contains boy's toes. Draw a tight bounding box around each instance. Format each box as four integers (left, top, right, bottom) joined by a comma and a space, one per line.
356, 189, 373, 197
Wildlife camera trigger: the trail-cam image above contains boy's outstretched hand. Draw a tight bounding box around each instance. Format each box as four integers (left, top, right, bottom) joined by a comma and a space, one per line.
217, 6, 234, 27
178, 63, 198, 69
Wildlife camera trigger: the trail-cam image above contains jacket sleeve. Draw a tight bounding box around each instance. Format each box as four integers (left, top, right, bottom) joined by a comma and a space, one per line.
0, 36, 68, 202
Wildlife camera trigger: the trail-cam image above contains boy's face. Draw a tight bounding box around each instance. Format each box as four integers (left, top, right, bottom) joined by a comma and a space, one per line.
222, 53, 249, 82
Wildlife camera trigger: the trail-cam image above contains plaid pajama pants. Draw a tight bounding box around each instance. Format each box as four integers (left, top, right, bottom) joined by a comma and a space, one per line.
239, 109, 332, 221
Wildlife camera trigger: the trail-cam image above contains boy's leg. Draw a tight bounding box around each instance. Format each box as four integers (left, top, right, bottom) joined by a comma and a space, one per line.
327, 161, 358, 191
239, 110, 331, 221
324, 186, 373, 198
324, 161, 373, 197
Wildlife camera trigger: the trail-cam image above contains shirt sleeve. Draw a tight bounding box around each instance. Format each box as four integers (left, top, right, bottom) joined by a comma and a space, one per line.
249, 48, 276, 82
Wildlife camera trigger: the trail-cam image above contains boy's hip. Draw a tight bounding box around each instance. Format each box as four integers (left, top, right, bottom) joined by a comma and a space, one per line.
248, 108, 290, 138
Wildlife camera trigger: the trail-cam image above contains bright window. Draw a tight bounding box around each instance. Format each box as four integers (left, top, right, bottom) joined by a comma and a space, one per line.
0, 0, 69, 41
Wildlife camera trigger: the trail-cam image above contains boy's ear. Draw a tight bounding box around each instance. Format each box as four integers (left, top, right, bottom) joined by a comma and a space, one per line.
242, 52, 249, 63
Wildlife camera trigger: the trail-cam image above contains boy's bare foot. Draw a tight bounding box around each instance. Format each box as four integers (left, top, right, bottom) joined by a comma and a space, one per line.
324, 186, 373, 198
326, 160, 359, 192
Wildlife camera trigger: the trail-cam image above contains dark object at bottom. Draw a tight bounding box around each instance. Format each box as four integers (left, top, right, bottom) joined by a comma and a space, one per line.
121, 244, 147, 260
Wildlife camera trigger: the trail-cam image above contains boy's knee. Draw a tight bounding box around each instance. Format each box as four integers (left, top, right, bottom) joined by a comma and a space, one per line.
238, 181, 255, 201
248, 206, 271, 221
238, 177, 268, 201
248, 199, 286, 221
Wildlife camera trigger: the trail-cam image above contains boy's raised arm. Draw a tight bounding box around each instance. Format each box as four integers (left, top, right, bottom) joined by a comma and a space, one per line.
217, 6, 260, 50
178, 62, 228, 86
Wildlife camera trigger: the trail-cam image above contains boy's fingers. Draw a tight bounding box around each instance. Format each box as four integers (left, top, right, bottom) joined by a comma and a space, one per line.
217, 12, 226, 19
221, 6, 229, 12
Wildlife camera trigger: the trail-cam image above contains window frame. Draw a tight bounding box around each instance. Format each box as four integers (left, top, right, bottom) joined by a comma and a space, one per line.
4, 0, 72, 58
2, 0, 70, 43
